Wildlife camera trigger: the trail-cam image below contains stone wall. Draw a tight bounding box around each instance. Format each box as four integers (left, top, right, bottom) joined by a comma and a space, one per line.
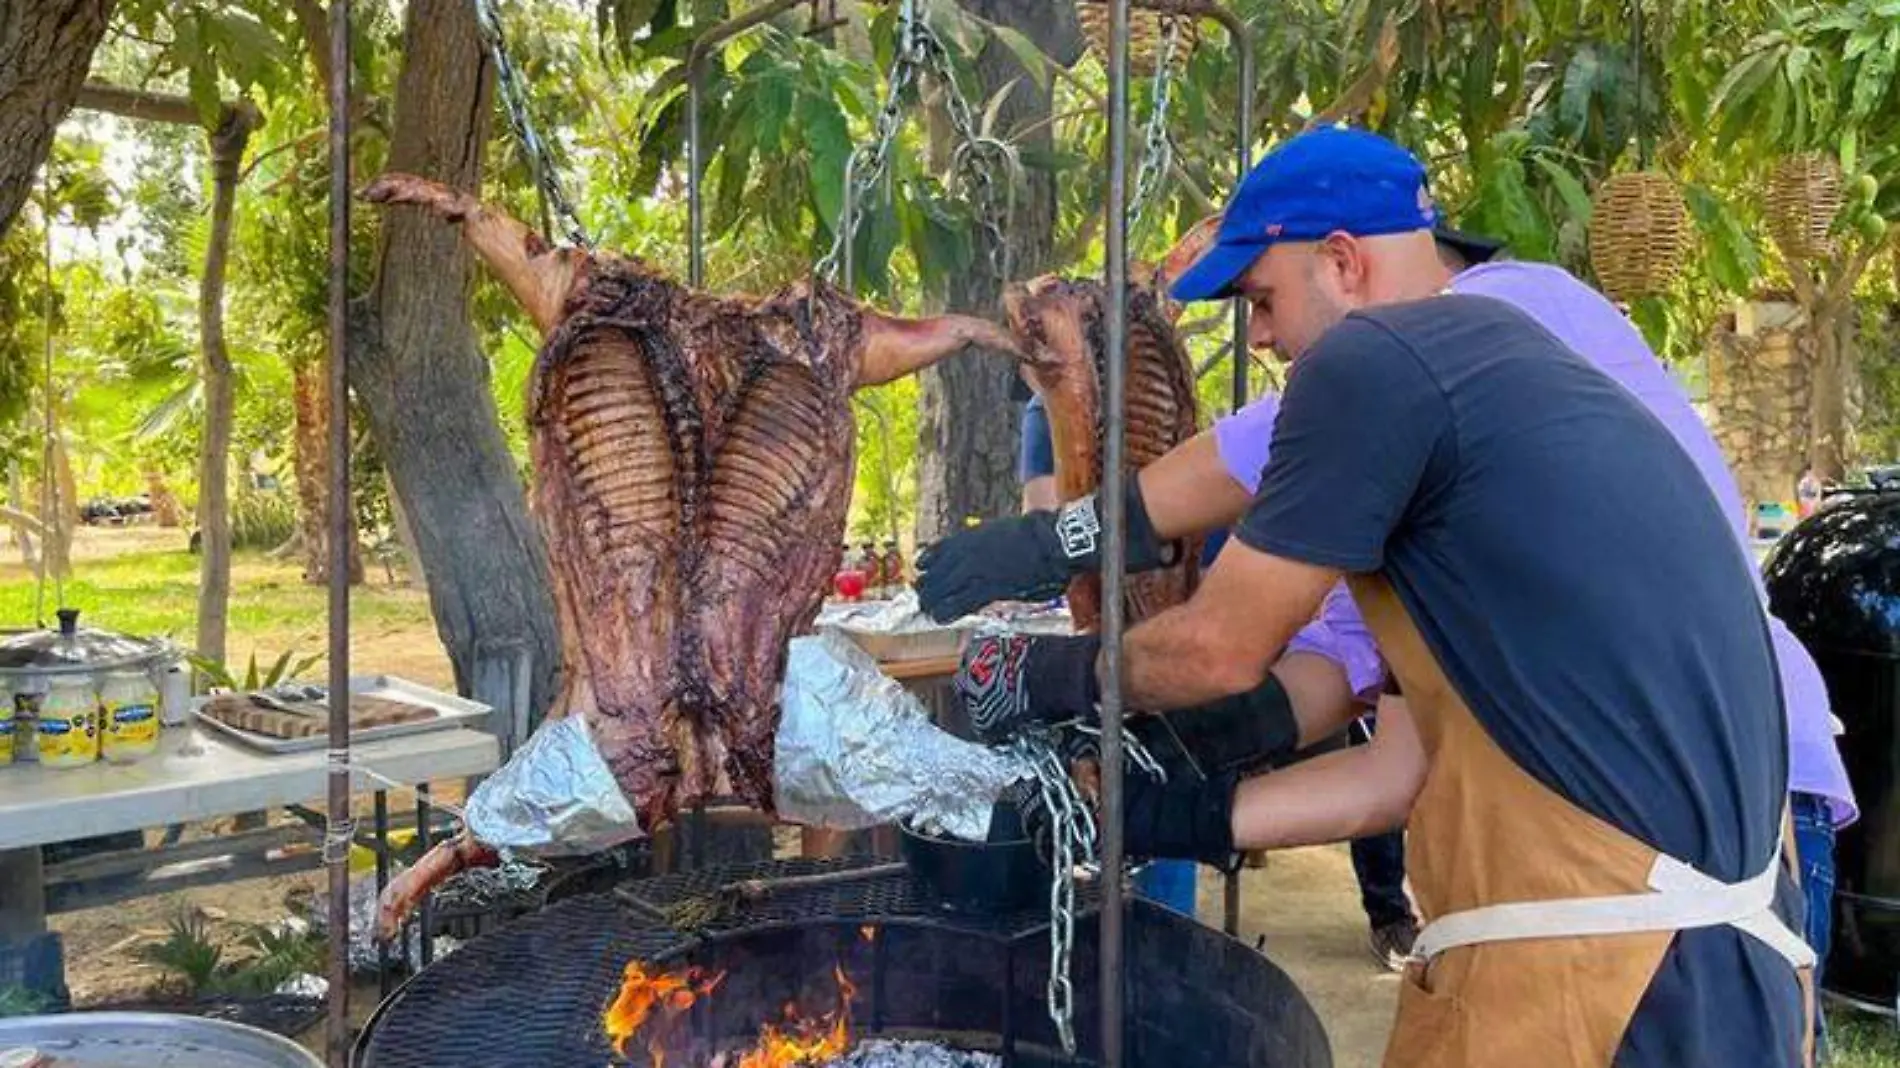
1706, 300, 1814, 514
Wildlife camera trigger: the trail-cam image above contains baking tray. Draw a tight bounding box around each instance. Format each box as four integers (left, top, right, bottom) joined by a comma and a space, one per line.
190, 675, 491, 754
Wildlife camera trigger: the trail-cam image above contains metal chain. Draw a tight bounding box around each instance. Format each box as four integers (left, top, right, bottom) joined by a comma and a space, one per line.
1128, 18, 1182, 245
1008, 723, 1165, 1056
817, 0, 925, 280
471, 0, 593, 250
816, 0, 1019, 284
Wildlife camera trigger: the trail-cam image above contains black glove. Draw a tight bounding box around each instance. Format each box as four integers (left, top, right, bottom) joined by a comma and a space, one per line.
914, 474, 1180, 623
1122, 770, 1242, 871
1000, 766, 1240, 872
954, 632, 1103, 743
1159, 673, 1304, 777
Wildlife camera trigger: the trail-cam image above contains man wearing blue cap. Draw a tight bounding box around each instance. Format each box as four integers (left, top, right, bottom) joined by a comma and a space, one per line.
938, 126, 1813, 1066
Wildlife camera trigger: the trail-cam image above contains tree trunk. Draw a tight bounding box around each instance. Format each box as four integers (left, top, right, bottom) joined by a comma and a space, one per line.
350, 0, 561, 721
1809, 302, 1855, 482
384, 470, 426, 588
291, 361, 364, 585
195, 110, 253, 666
912, 0, 1077, 544
0, 0, 114, 236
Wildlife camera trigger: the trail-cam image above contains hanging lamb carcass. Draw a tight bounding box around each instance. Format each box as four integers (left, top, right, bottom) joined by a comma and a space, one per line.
357, 174, 1026, 934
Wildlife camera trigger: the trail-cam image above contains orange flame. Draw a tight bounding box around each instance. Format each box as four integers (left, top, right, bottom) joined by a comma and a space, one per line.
604, 960, 859, 1068
602, 960, 725, 1065
733, 966, 858, 1068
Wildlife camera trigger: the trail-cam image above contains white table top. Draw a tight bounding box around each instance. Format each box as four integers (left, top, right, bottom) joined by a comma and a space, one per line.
0, 724, 501, 850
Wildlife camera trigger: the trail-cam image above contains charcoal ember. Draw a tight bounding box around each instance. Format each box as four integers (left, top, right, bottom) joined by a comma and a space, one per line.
823, 1040, 1004, 1068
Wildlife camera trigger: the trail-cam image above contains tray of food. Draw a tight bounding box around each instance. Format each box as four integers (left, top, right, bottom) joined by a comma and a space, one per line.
191, 675, 491, 753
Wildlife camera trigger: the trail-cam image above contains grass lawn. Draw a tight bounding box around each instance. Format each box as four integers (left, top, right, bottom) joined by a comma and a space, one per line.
0, 526, 451, 688
1834, 1011, 1900, 1066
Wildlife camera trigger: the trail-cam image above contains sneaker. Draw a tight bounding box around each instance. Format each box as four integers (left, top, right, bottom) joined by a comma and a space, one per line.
1369, 917, 1419, 972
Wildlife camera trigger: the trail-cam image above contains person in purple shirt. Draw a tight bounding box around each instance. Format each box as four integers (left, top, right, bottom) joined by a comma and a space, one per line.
920, 221, 1854, 1031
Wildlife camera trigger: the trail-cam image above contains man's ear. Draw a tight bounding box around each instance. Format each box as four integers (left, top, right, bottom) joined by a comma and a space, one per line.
1319, 231, 1369, 296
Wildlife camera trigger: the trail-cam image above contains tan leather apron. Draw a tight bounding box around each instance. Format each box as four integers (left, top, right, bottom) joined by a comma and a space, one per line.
1345, 574, 1816, 1068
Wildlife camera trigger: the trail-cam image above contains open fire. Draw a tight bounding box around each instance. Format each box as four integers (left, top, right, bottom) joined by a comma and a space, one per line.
605, 959, 859, 1068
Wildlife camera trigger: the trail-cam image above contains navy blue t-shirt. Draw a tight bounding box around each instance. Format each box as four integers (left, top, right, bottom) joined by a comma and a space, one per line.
1239, 295, 1802, 1064
1019, 395, 1055, 482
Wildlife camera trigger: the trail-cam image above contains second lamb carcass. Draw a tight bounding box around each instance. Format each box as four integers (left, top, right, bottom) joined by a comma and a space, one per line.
360, 174, 1024, 935
1003, 275, 1203, 634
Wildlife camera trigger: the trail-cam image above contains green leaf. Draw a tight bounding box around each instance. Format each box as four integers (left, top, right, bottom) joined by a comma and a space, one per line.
243, 652, 260, 693
264, 648, 295, 688
799, 94, 851, 234
1847, 27, 1884, 60
1711, 49, 1779, 126
1628, 296, 1672, 353
1684, 184, 1762, 293
751, 76, 792, 152
1018, 146, 1091, 173
1844, 128, 1860, 175
187, 59, 222, 129
1853, 36, 1897, 119
989, 24, 1052, 90
1532, 156, 1592, 224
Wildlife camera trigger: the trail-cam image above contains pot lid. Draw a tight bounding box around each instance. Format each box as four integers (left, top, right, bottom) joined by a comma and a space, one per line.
0, 608, 175, 678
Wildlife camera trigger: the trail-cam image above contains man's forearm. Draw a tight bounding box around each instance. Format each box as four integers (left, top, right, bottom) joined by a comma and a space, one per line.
1229, 695, 1424, 850
1135, 431, 1253, 541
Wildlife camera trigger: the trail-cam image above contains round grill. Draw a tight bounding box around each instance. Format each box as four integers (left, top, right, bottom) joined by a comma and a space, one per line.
1766, 152, 1844, 262
1587, 171, 1691, 302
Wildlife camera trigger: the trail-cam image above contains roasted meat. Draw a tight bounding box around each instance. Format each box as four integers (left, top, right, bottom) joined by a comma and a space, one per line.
359, 174, 1023, 937
1003, 276, 1203, 633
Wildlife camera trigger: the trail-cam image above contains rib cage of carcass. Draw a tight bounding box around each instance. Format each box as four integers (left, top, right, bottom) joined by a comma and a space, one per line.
358, 174, 1024, 934
1004, 274, 1203, 633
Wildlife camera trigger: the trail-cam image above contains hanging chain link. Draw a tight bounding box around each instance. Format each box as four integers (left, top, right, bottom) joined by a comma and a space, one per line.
817, 0, 1019, 285
472, 0, 593, 250
1008, 722, 1165, 1056
1127, 17, 1182, 245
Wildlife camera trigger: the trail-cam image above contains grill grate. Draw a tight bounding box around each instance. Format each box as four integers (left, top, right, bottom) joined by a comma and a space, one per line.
357, 857, 1100, 1067
355, 856, 1332, 1068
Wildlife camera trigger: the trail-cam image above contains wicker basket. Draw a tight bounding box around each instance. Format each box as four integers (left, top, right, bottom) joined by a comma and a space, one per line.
1076, 3, 1199, 77
1766, 152, 1844, 262
1587, 171, 1692, 302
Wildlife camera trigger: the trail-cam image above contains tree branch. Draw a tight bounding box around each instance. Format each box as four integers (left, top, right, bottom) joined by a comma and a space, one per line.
1305, 15, 1400, 129
1824, 233, 1892, 307
75, 83, 209, 127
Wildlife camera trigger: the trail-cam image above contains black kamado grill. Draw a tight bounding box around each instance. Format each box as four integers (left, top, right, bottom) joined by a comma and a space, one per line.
353, 858, 1330, 1067
1766, 485, 1900, 1012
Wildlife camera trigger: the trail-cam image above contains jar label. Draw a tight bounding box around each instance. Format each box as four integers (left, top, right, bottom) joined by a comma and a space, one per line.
36, 709, 97, 766
103, 699, 159, 755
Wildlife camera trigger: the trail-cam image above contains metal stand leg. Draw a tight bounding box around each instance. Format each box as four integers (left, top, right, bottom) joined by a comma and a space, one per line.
1223, 868, 1241, 937
416, 784, 434, 968
374, 790, 390, 998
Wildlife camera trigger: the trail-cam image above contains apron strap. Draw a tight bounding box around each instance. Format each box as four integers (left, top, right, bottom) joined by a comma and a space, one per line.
1414, 852, 1815, 970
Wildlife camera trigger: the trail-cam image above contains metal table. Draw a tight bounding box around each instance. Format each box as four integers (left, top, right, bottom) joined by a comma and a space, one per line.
0, 725, 501, 942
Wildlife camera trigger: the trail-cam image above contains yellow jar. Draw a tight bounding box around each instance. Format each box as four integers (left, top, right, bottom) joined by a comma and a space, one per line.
36, 675, 99, 768
0, 713, 13, 766
99, 670, 160, 763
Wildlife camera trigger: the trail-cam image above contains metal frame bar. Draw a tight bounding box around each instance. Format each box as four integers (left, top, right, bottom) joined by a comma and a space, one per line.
686, 0, 809, 287
1089, 0, 1253, 1061
324, 0, 354, 1063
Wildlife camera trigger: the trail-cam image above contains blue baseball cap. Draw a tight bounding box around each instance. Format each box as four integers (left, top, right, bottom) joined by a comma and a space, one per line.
1171, 126, 1443, 303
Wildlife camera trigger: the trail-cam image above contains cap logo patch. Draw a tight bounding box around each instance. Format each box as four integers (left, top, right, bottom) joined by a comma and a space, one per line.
1265, 223, 1283, 237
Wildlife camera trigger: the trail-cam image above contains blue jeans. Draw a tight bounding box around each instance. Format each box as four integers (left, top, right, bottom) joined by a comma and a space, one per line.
1793, 792, 1835, 1055
1135, 860, 1198, 915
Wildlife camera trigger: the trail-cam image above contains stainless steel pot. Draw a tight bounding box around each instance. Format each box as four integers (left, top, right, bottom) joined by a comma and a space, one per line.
0, 1011, 322, 1068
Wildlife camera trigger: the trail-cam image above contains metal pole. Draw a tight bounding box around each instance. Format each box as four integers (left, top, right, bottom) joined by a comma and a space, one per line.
1230, 18, 1254, 413
324, 0, 353, 1062
1100, 0, 1131, 1062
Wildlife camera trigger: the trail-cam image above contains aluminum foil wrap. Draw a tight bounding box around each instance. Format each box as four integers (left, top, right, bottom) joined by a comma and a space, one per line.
775, 630, 1029, 841
464, 714, 643, 856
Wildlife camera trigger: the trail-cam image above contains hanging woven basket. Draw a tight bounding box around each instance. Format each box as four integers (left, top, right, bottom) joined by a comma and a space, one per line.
1765, 152, 1845, 263
1587, 171, 1692, 303
1075, 3, 1199, 78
